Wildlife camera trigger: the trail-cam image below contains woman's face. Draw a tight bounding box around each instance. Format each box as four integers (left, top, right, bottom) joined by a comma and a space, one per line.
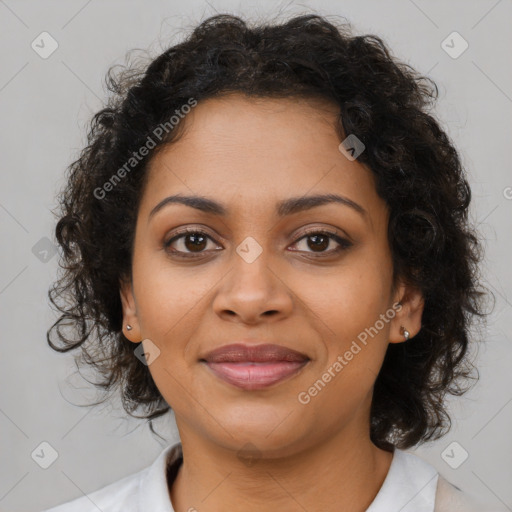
120, 93, 423, 456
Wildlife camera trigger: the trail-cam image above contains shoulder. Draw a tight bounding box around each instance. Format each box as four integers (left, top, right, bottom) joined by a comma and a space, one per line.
383, 449, 507, 512
366, 448, 439, 511
434, 474, 508, 512
41, 442, 182, 512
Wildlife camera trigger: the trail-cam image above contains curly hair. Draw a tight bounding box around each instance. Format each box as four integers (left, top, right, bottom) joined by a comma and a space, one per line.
47, 13, 490, 450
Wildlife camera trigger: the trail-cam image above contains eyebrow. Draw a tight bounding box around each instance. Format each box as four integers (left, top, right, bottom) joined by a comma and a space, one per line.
148, 193, 367, 221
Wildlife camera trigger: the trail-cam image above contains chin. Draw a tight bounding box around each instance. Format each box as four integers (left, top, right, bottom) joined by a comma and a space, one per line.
211, 415, 311, 454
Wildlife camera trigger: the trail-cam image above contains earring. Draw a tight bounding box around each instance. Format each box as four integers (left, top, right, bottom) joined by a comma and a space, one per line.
126, 325, 132, 331
400, 326, 410, 340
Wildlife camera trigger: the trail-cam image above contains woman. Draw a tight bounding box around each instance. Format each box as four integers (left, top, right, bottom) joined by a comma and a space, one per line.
43, 13, 502, 512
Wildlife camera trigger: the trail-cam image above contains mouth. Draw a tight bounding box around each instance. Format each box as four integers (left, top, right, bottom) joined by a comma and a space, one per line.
200, 343, 310, 390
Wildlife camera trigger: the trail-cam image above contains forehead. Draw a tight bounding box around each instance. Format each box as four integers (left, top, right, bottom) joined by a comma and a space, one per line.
141, 94, 384, 222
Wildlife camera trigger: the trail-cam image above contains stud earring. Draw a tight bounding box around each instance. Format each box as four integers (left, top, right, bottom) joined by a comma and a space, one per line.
400, 326, 410, 340
126, 325, 132, 331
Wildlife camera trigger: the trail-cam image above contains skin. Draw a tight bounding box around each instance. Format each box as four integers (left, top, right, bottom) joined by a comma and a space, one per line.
120, 93, 424, 512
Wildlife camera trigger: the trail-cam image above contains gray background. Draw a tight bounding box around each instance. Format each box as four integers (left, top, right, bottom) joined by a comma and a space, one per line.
0, 0, 511, 510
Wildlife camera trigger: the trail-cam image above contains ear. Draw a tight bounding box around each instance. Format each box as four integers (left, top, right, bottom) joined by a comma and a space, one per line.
388, 280, 425, 344
119, 277, 141, 343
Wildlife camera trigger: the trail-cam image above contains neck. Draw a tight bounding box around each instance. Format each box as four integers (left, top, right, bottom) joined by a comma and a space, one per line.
169, 421, 394, 512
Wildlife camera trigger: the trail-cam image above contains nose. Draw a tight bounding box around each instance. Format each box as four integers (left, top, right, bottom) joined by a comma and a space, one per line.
212, 248, 293, 325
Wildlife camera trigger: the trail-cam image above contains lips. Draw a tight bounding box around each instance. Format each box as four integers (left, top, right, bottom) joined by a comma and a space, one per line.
202, 343, 309, 363
200, 343, 310, 390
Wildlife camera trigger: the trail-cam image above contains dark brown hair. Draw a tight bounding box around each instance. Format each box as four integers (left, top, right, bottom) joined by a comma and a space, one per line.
47, 13, 490, 450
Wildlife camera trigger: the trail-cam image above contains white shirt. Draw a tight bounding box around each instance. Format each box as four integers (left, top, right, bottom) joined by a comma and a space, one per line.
42, 442, 503, 511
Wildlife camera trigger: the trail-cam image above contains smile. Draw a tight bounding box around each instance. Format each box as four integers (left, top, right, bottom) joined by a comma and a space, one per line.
202, 360, 310, 390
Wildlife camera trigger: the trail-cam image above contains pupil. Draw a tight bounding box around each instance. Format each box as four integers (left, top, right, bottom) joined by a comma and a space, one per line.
185, 233, 206, 252
308, 234, 328, 252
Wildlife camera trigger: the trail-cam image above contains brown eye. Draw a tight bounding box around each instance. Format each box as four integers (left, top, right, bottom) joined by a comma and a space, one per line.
305, 233, 330, 252
291, 230, 352, 256
182, 232, 208, 252
164, 229, 219, 256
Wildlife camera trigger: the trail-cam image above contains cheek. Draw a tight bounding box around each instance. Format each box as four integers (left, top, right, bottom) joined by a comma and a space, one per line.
296, 255, 393, 343
132, 252, 212, 338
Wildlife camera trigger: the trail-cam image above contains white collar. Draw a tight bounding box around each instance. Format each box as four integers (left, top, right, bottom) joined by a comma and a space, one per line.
137, 442, 439, 512
136, 442, 183, 512
366, 448, 438, 511
43, 442, 440, 512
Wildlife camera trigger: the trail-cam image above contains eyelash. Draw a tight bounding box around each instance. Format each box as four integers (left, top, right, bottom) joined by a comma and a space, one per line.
163, 227, 353, 259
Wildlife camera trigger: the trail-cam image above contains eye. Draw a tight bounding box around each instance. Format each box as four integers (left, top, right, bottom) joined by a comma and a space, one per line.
164, 227, 353, 259
164, 228, 221, 257
290, 229, 353, 256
